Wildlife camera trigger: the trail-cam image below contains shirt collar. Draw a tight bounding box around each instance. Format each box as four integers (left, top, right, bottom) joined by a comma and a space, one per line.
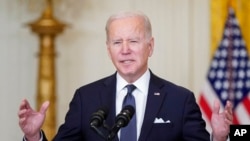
116, 69, 150, 94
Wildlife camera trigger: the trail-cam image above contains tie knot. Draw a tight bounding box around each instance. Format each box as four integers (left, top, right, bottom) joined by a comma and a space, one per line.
126, 84, 136, 95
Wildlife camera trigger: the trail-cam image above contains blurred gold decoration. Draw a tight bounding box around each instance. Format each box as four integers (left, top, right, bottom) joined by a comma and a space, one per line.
28, 0, 66, 140
211, 0, 250, 56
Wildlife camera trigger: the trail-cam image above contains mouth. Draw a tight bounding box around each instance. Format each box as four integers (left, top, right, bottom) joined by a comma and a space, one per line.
120, 59, 134, 64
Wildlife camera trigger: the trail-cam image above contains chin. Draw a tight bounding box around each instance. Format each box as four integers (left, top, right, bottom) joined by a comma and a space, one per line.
119, 70, 135, 76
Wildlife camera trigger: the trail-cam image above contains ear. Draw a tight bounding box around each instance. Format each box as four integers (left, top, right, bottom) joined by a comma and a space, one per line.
148, 37, 154, 57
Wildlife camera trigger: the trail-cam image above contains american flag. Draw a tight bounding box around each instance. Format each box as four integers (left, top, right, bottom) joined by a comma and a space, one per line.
199, 7, 250, 132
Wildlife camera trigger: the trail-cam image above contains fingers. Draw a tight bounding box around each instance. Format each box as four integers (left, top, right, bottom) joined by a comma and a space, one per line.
19, 115, 27, 128
212, 99, 220, 114
18, 99, 50, 117
18, 99, 30, 118
19, 99, 31, 111
224, 100, 233, 124
39, 101, 50, 115
225, 100, 233, 114
18, 99, 31, 127
23, 99, 31, 109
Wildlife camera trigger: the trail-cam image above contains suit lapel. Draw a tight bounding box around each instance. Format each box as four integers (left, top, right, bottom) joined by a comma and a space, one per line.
139, 73, 167, 141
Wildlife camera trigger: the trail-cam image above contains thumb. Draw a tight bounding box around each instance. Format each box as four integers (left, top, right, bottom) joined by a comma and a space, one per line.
39, 101, 50, 115
213, 99, 220, 114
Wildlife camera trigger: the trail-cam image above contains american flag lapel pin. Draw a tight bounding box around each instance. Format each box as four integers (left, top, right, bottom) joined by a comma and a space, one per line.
154, 92, 160, 96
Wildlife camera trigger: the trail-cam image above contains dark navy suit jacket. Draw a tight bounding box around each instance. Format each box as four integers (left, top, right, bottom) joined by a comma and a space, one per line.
46, 71, 210, 141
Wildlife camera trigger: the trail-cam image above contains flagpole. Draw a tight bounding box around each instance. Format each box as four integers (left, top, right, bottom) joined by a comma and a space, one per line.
226, 7, 235, 103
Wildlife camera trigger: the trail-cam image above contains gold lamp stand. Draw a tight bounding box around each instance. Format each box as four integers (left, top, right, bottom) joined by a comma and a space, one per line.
28, 0, 66, 140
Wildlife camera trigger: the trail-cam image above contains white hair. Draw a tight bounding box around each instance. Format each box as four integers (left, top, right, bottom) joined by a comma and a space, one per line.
105, 11, 152, 41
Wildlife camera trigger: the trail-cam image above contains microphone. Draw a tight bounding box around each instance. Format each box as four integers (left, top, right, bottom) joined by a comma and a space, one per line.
90, 107, 109, 127
90, 107, 109, 140
108, 105, 135, 140
115, 105, 135, 127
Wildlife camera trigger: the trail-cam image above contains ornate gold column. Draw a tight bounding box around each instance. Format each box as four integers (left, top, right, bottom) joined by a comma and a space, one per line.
28, 0, 66, 140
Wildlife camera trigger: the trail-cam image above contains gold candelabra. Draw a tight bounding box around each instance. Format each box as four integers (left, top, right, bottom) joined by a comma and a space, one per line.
28, 0, 66, 140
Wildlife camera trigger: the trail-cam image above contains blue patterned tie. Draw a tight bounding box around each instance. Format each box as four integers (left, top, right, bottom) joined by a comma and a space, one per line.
120, 84, 137, 141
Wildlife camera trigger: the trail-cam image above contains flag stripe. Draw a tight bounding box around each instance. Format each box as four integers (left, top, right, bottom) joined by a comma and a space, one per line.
199, 94, 212, 121
233, 113, 239, 124
243, 97, 250, 115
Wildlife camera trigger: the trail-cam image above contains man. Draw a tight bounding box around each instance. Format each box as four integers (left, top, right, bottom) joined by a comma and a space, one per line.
18, 11, 232, 141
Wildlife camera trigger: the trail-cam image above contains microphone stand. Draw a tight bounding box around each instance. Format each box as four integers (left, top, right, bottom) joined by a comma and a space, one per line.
91, 121, 117, 141
91, 125, 108, 140
107, 121, 123, 141
105, 122, 116, 141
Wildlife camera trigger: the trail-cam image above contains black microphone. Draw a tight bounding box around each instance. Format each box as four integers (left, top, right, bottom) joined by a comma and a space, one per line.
108, 105, 135, 140
90, 107, 109, 140
90, 107, 108, 127
115, 105, 135, 127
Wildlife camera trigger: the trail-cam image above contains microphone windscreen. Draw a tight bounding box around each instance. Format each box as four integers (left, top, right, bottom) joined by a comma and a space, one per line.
115, 105, 135, 127
90, 106, 109, 127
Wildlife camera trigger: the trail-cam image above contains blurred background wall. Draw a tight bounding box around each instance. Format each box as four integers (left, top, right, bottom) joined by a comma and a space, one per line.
0, 0, 210, 140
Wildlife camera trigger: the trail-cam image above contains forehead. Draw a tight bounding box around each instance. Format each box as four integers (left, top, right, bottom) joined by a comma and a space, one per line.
110, 16, 144, 25
108, 17, 145, 37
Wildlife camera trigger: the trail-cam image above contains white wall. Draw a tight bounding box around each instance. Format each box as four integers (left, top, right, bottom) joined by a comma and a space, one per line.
0, 0, 210, 140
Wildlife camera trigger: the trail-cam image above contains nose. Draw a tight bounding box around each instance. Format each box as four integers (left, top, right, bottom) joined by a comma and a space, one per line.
121, 41, 130, 54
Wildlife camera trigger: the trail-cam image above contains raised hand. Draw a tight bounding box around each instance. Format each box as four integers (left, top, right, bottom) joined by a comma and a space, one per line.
211, 99, 233, 141
18, 99, 49, 141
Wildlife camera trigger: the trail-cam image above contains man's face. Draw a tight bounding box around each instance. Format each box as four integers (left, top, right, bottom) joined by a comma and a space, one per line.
106, 16, 154, 82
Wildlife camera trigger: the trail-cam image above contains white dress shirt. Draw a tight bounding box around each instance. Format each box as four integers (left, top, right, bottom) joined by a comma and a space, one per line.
115, 69, 150, 140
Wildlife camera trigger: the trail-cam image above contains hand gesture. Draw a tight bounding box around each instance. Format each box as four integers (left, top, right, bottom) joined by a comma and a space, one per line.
211, 99, 233, 141
18, 99, 50, 140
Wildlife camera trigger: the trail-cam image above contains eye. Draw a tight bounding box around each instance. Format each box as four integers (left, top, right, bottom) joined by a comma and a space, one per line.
129, 40, 140, 44
129, 38, 140, 44
114, 41, 121, 44
112, 40, 122, 45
